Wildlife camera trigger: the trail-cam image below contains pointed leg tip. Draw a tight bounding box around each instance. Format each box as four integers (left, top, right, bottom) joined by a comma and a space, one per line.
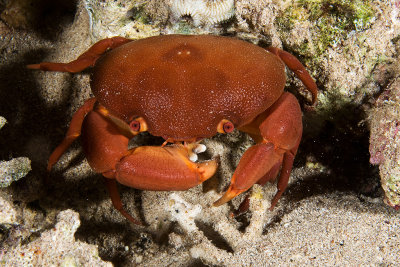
130, 218, 145, 226
213, 197, 227, 207
26, 64, 40, 69
47, 160, 55, 172
123, 212, 145, 226
213, 188, 243, 207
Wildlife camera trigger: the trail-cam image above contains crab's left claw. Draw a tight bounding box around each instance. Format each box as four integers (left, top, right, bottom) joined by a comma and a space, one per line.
214, 92, 303, 210
114, 144, 219, 191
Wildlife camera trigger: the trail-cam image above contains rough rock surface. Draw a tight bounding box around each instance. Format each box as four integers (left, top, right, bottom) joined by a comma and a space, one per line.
1, 210, 112, 266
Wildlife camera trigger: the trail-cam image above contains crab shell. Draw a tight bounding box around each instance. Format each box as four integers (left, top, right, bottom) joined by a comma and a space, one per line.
90, 34, 286, 141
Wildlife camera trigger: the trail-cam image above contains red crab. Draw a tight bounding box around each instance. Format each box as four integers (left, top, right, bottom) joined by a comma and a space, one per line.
28, 35, 317, 225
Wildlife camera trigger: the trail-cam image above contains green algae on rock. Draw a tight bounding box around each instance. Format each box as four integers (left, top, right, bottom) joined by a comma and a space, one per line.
84, 0, 160, 40
276, 0, 375, 58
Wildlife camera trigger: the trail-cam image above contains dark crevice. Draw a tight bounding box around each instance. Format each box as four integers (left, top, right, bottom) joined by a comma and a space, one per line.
0, 0, 77, 41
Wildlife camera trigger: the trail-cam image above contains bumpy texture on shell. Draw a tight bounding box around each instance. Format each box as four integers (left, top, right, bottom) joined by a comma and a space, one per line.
91, 34, 286, 140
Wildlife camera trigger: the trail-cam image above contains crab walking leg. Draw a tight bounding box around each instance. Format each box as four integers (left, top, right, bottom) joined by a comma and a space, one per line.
214, 92, 302, 208
269, 149, 296, 210
81, 109, 218, 224
27, 37, 132, 73
266, 47, 318, 105
104, 178, 143, 225
47, 98, 97, 171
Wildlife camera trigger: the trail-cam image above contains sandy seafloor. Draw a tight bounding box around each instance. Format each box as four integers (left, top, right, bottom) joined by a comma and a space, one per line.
0, 0, 399, 266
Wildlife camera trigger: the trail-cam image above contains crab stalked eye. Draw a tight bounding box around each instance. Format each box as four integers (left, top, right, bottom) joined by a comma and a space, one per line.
130, 120, 140, 131
129, 117, 148, 133
217, 119, 235, 134
223, 121, 234, 133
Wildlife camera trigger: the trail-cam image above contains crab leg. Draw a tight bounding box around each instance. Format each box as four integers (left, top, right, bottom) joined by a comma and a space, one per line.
27, 37, 132, 72
266, 47, 318, 104
104, 179, 143, 225
47, 98, 96, 171
214, 92, 302, 209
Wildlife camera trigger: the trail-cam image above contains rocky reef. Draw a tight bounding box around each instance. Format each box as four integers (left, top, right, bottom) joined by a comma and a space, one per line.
369, 76, 400, 209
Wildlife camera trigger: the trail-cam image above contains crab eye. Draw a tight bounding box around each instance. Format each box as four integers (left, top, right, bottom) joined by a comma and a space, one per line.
129, 117, 148, 133
223, 121, 234, 133
130, 120, 140, 132
217, 119, 234, 134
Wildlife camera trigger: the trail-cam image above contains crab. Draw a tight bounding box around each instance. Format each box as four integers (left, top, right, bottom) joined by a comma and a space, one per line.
28, 34, 317, 225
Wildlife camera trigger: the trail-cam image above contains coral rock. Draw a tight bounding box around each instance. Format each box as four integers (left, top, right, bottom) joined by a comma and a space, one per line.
169, 0, 235, 26
1, 210, 112, 266
0, 157, 31, 188
369, 77, 400, 208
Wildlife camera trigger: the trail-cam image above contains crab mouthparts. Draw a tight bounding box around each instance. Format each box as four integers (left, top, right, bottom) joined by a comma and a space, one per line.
160, 138, 210, 163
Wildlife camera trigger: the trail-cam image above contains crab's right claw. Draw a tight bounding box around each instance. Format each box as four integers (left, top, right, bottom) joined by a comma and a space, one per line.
214, 93, 304, 210
213, 143, 281, 207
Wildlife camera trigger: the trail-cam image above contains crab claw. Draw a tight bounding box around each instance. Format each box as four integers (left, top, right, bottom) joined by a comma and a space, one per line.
214, 92, 303, 209
213, 143, 281, 206
114, 144, 218, 191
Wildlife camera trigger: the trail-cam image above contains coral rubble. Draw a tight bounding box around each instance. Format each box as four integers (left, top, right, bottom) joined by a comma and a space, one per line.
84, 0, 160, 40
1, 210, 112, 266
0, 157, 31, 188
0, 116, 6, 129
0, 116, 31, 188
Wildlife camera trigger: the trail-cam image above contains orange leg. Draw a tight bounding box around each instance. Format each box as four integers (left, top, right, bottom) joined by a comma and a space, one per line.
269, 149, 296, 210
47, 98, 96, 171
267, 47, 318, 105
27, 37, 132, 72
104, 178, 143, 225
214, 92, 302, 209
